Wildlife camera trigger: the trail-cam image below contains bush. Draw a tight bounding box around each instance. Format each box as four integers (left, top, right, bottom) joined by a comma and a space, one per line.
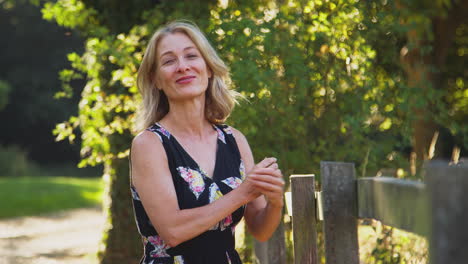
0, 144, 37, 177
0, 79, 10, 110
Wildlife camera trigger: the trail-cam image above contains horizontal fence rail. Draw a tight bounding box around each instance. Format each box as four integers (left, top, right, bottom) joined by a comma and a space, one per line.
289, 161, 468, 264
357, 177, 429, 236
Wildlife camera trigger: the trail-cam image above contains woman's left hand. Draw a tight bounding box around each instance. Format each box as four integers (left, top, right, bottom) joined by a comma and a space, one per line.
249, 161, 285, 208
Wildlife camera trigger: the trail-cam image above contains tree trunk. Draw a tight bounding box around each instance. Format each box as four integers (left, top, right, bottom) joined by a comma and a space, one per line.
401, 27, 437, 174
99, 156, 141, 264
400, 1, 468, 174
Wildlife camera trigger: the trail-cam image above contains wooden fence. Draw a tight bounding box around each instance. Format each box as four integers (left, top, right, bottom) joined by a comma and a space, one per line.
287, 161, 468, 264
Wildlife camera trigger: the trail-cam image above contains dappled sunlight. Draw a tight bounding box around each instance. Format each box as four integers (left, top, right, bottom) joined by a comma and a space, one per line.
2, 0, 466, 262
358, 221, 428, 264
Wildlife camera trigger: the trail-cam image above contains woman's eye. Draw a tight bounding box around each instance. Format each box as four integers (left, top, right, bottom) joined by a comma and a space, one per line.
187, 54, 198, 59
162, 59, 175, 65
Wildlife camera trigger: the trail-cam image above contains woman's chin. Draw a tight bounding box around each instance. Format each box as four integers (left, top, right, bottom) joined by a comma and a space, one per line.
170, 89, 206, 102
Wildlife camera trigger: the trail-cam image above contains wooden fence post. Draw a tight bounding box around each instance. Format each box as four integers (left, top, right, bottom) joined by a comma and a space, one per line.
254, 222, 287, 264
426, 162, 468, 264
321, 162, 359, 264
290, 174, 318, 264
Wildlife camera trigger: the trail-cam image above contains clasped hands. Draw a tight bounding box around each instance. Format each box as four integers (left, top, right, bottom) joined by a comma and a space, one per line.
241, 157, 284, 208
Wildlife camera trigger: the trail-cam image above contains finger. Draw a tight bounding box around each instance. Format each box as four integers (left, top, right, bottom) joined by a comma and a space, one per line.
276, 169, 283, 178
267, 163, 278, 170
254, 168, 283, 178
253, 181, 284, 193
260, 190, 284, 200
250, 173, 285, 186
258, 187, 284, 197
250, 177, 285, 191
256, 157, 277, 169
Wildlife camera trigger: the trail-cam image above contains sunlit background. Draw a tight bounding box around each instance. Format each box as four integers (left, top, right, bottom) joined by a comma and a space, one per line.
0, 0, 466, 263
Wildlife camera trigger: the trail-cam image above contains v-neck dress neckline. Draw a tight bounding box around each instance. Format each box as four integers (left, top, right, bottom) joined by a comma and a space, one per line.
131, 122, 246, 264
155, 122, 221, 181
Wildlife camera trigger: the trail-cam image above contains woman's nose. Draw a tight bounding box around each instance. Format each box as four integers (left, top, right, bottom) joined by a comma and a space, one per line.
177, 58, 190, 72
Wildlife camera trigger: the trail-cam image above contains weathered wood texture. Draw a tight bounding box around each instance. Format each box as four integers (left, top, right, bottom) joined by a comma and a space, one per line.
254, 219, 287, 264
321, 162, 359, 264
426, 163, 468, 264
290, 175, 318, 264
357, 177, 429, 236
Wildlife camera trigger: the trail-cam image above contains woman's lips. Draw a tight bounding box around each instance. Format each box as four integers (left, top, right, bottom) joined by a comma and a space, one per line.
176, 76, 196, 84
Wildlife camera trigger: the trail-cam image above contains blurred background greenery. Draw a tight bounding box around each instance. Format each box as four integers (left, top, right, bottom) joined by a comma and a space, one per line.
0, 0, 466, 263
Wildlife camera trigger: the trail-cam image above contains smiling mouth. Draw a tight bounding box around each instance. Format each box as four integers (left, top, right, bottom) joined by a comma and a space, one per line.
176, 76, 196, 84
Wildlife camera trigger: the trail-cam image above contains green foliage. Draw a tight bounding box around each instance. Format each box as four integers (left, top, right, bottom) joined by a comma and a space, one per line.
359, 222, 428, 264
370, 226, 403, 263
0, 176, 103, 219
43, 0, 467, 262
0, 80, 10, 110
47, 0, 217, 168
0, 1, 84, 164
439, 21, 468, 148
42, 0, 103, 35
0, 145, 36, 177
49, 0, 417, 176
208, 1, 414, 177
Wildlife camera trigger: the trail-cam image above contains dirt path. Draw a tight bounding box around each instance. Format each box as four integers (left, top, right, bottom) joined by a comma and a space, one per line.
0, 208, 104, 264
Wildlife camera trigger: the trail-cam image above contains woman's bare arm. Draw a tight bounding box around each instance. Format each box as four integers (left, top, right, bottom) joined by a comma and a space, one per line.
131, 130, 270, 247
231, 128, 284, 242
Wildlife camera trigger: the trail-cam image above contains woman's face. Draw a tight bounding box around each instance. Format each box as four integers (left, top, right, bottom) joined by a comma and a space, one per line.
155, 32, 212, 102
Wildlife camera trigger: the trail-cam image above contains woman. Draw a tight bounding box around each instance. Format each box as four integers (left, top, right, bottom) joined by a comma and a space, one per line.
130, 21, 284, 264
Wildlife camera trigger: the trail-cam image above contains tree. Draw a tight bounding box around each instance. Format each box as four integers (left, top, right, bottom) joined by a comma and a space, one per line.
45, 0, 468, 263
43, 1, 216, 263
0, 0, 84, 164
396, 0, 468, 173
0, 80, 10, 111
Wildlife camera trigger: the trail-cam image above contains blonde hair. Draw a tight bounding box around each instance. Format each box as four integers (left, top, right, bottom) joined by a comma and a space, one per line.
136, 20, 242, 132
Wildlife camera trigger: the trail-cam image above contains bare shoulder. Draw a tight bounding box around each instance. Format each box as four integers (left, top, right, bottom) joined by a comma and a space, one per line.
131, 130, 168, 178
229, 127, 249, 147
229, 126, 254, 166
132, 130, 164, 154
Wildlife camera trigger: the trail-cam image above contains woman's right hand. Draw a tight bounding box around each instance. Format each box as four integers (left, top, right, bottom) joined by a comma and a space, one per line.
240, 157, 278, 202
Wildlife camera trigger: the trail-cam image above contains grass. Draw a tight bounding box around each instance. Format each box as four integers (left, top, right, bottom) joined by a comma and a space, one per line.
0, 176, 103, 219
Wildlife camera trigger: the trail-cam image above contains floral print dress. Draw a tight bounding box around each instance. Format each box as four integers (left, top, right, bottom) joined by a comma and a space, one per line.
130, 122, 246, 264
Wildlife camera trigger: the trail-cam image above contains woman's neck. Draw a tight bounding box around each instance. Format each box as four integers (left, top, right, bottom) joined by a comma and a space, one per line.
159, 96, 212, 140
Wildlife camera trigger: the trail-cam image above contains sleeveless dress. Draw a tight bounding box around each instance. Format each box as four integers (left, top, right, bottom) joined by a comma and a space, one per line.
130, 122, 246, 264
